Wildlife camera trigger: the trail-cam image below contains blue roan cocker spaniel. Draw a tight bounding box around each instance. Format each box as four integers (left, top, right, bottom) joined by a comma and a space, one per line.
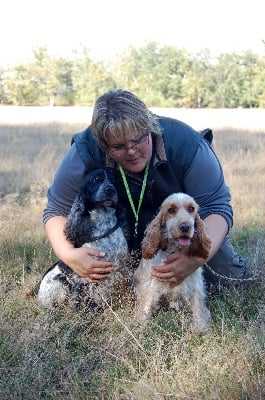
34, 169, 131, 311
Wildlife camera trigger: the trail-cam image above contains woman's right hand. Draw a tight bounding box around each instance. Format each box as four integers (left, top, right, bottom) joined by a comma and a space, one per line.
45, 216, 114, 284
59, 246, 114, 284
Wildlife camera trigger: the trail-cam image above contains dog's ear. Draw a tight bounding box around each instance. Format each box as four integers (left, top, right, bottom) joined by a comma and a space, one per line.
79, 185, 95, 213
63, 192, 90, 246
187, 214, 211, 259
142, 210, 167, 259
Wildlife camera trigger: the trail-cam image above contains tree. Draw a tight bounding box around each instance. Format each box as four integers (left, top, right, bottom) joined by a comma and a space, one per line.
0, 68, 9, 104
115, 42, 190, 106
1, 41, 265, 107
71, 45, 116, 105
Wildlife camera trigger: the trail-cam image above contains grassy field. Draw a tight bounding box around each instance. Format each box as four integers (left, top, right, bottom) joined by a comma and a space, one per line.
0, 109, 265, 399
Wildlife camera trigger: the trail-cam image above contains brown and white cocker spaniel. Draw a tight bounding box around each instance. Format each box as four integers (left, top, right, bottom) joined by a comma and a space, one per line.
134, 193, 212, 332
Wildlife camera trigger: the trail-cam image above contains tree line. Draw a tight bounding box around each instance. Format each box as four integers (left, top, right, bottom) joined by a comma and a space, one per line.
1, 41, 265, 108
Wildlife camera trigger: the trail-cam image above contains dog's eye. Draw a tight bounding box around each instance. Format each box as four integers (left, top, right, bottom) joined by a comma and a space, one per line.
188, 206, 195, 213
168, 207, 176, 215
92, 176, 101, 183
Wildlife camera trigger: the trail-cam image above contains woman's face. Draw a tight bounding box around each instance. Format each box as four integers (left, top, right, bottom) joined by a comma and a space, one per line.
105, 126, 152, 173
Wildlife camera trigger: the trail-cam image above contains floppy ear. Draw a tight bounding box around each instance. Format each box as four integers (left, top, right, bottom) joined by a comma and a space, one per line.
187, 214, 211, 259
63, 192, 94, 247
142, 210, 167, 259
79, 185, 95, 213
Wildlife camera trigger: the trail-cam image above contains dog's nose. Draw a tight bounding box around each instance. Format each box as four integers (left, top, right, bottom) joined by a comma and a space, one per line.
105, 184, 116, 196
179, 222, 191, 233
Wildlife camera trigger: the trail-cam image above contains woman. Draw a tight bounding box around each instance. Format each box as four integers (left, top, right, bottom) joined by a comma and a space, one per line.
43, 88, 248, 289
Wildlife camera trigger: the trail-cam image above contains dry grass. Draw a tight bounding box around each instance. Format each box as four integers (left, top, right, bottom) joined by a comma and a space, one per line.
0, 110, 264, 400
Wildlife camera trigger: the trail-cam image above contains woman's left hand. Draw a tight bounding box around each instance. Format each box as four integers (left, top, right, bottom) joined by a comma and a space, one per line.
151, 251, 201, 285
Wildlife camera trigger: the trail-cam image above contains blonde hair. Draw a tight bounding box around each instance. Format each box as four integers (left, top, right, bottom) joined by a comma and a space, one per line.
91, 88, 162, 149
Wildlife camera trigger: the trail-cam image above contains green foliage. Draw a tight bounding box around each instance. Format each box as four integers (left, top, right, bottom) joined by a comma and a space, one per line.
71, 52, 116, 105
1, 43, 265, 107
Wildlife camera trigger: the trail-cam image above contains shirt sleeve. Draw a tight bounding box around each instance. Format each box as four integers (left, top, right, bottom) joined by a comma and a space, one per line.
43, 144, 87, 225
184, 140, 233, 229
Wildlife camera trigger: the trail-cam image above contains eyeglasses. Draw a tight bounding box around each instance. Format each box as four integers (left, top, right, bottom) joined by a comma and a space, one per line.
108, 133, 150, 157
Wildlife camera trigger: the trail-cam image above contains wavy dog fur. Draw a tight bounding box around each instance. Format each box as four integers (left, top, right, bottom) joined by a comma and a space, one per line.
35, 169, 131, 311
134, 193, 211, 332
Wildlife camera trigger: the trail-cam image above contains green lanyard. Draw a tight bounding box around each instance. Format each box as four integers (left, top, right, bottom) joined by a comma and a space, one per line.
118, 163, 150, 237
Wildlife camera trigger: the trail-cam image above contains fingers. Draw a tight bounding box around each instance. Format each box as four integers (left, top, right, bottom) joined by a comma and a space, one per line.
152, 264, 178, 280
87, 266, 113, 280
82, 261, 113, 282
151, 251, 200, 284
67, 247, 117, 283
152, 269, 176, 282
85, 248, 107, 258
151, 260, 186, 283
152, 264, 169, 273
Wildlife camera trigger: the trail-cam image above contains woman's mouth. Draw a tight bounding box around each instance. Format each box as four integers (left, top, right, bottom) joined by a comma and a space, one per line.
127, 157, 140, 163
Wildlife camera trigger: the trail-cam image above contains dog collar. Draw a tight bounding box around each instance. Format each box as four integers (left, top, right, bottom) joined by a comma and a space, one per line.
89, 222, 120, 242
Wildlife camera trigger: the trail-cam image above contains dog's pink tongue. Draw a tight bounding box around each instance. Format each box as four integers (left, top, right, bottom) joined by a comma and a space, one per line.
178, 237, 191, 247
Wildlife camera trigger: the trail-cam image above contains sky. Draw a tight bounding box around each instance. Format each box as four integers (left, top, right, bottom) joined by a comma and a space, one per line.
1, 0, 265, 66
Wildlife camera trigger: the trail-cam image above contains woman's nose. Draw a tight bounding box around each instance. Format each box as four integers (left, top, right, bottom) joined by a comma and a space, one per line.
127, 145, 137, 154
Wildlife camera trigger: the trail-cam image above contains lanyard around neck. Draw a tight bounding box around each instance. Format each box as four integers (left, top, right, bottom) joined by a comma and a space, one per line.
118, 163, 150, 237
